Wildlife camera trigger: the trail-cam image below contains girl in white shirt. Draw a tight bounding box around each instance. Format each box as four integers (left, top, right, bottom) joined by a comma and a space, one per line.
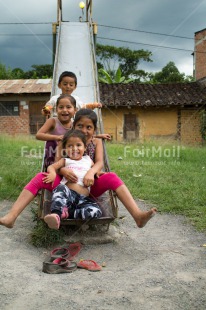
43, 129, 102, 230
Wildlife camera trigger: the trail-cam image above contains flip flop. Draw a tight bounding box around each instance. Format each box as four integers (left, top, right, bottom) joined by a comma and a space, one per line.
67, 242, 82, 260
51, 242, 82, 260
77, 259, 102, 272
42, 257, 77, 274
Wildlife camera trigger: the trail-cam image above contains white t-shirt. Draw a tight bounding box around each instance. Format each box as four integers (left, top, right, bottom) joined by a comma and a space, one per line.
45, 94, 84, 116
61, 155, 93, 190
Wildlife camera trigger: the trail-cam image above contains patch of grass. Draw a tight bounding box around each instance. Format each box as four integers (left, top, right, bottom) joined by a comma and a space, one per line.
0, 135, 43, 200
106, 141, 206, 231
30, 207, 65, 248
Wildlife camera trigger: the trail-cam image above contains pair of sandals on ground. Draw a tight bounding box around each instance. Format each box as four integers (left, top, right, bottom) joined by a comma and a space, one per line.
43, 242, 102, 273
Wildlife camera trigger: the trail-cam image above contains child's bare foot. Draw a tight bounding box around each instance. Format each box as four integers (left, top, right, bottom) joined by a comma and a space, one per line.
44, 214, 60, 230
135, 208, 157, 228
0, 215, 16, 228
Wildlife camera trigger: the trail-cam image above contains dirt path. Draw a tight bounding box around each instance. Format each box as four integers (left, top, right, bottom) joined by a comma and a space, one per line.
0, 199, 206, 310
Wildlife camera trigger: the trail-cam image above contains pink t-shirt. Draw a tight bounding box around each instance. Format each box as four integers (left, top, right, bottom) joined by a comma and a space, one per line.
50, 117, 72, 136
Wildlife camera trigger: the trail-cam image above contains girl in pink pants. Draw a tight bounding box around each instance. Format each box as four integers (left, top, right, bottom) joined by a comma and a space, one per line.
0, 109, 156, 229
24, 172, 123, 198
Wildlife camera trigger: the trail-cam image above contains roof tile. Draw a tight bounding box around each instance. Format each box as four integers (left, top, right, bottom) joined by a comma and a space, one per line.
0, 79, 206, 107
99, 82, 206, 107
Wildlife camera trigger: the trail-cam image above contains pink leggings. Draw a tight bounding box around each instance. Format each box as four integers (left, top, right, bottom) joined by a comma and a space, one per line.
24, 172, 124, 198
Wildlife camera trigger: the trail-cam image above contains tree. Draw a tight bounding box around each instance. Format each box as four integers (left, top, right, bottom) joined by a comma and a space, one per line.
11, 68, 25, 79
98, 67, 134, 84
0, 63, 53, 79
24, 64, 53, 79
0, 63, 13, 79
96, 44, 152, 81
149, 61, 194, 84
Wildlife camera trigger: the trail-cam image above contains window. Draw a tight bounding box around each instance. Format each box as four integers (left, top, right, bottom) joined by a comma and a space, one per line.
0, 101, 19, 116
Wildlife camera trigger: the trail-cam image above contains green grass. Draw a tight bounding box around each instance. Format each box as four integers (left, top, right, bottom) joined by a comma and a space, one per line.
0, 135, 206, 244
30, 207, 65, 247
106, 141, 206, 231
0, 135, 43, 200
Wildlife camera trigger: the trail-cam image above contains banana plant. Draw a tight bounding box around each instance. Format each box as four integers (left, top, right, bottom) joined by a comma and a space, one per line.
98, 67, 134, 84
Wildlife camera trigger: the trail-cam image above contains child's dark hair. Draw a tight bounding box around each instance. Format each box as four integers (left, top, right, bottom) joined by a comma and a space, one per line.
62, 129, 87, 150
73, 109, 97, 130
58, 71, 77, 86
56, 94, 76, 108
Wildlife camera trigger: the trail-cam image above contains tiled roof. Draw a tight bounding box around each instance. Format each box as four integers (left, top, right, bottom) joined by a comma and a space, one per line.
99, 82, 206, 107
0, 79, 206, 107
0, 79, 52, 94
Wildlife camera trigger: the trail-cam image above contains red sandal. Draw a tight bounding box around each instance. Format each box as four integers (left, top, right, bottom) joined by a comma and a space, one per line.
50, 242, 82, 260
67, 242, 82, 260
77, 259, 102, 271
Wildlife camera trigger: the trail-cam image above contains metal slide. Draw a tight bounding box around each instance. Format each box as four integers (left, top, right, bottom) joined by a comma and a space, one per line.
53, 22, 98, 104
38, 2, 118, 226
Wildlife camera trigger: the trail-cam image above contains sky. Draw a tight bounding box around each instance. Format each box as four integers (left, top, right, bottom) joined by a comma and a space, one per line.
0, 0, 206, 77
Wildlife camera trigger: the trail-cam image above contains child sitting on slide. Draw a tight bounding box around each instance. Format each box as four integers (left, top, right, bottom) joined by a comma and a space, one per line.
42, 71, 102, 116
43, 129, 102, 230
36, 94, 76, 168
42, 71, 111, 141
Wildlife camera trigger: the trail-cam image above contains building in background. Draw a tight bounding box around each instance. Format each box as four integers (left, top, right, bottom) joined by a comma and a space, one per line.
99, 82, 206, 145
0, 79, 50, 135
0, 79, 205, 145
194, 28, 206, 80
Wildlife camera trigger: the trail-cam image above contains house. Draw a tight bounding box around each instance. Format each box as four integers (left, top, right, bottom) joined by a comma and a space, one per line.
0, 79, 51, 135
0, 79, 206, 145
99, 81, 206, 145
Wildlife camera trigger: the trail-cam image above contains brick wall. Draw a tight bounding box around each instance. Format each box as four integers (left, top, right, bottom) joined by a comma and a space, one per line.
180, 109, 203, 145
195, 29, 206, 80
0, 94, 50, 135
0, 103, 30, 135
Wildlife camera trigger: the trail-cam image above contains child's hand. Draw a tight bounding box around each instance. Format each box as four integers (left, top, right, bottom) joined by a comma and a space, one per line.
96, 102, 102, 108
60, 167, 78, 183
85, 102, 102, 109
42, 172, 56, 184
95, 133, 111, 140
41, 105, 52, 116
41, 109, 50, 116
101, 133, 111, 140
56, 135, 64, 141
95, 171, 105, 178
83, 170, 95, 187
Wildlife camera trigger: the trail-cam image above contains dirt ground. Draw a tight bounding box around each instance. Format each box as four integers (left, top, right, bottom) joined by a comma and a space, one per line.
0, 199, 206, 310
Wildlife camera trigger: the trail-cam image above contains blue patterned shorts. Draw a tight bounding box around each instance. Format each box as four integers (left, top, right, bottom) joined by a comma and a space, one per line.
51, 184, 102, 220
